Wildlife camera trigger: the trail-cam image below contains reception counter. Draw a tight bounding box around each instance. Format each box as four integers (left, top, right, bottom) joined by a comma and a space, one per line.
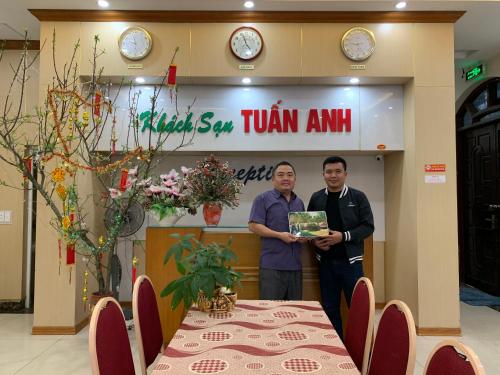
145, 226, 373, 344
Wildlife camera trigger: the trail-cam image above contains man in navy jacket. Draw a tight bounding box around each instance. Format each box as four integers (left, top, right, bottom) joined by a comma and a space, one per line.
307, 156, 374, 339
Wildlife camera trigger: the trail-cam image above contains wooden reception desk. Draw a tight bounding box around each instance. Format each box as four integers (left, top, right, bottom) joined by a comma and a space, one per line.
146, 226, 373, 344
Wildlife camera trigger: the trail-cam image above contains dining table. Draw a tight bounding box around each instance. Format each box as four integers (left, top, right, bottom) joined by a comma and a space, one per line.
152, 299, 360, 374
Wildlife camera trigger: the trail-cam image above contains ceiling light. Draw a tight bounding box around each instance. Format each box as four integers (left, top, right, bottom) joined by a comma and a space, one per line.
349, 77, 359, 84
135, 77, 145, 84
242, 77, 252, 84
97, 0, 110, 8
244, 1, 255, 9
395, 2, 407, 9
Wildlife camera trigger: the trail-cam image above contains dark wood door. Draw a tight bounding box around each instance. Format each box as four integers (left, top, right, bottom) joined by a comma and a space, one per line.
460, 123, 500, 296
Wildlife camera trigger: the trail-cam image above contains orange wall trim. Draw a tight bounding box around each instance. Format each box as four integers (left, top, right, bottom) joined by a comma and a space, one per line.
416, 327, 462, 336
29, 10, 465, 23
32, 316, 89, 335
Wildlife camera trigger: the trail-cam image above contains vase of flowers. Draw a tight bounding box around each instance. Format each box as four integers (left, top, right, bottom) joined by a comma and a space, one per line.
140, 167, 197, 226
202, 202, 222, 226
185, 155, 243, 226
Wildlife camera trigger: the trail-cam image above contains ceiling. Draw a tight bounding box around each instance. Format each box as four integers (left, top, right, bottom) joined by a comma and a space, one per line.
1, 0, 500, 64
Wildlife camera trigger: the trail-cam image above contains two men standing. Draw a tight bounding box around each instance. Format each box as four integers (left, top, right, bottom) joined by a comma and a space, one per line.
249, 157, 374, 339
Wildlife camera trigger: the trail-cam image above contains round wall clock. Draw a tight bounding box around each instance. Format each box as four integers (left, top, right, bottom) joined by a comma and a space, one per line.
118, 27, 153, 61
229, 26, 264, 61
341, 27, 376, 61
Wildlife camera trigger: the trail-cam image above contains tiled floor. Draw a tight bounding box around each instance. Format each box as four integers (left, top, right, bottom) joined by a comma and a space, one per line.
0, 303, 498, 374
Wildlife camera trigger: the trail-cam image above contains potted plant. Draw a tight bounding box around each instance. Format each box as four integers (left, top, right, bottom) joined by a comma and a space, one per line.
185, 155, 244, 225
160, 234, 243, 311
141, 167, 197, 225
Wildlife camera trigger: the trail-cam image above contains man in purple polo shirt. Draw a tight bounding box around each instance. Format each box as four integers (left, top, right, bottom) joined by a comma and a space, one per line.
248, 161, 306, 300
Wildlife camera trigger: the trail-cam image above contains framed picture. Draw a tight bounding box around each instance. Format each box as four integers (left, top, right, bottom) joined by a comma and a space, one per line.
288, 211, 329, 238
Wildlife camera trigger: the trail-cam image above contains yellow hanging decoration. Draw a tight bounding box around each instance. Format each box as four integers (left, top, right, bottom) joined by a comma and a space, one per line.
82, 269, 89, 306
56, 184, 67, 201
98, 235, 105, 247
82, 111, 89, 128
51, 167, 66, 183
61, 216, 71, 230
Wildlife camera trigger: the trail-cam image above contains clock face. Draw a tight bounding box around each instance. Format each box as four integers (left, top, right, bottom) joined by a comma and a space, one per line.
118, 27, 153, 61
341, 27, 376, 61
229, 27, 263, 61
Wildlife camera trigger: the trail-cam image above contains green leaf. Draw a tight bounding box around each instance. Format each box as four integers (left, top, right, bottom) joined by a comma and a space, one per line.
183, 281, 193, 309
200, 274, 215, 298
163, 243, 181, 265
191, 275, 202, 299
176, 259, 187, 275
171, 287, 184, 310
212, 267, 230, 286
161, 278, 181, 297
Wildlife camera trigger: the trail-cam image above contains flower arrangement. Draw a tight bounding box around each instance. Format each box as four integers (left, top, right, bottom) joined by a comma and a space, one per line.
185, 155, 243, 208
141, 167, 197, 220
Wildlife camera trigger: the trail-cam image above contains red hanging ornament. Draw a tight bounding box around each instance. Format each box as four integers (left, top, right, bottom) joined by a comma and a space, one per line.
66, 243, 75, 265
69, 212, 75, 223
167, 64, 177, 87
23, 158, 32, 179
119, 169, 128, 191
94, 91, 102, 117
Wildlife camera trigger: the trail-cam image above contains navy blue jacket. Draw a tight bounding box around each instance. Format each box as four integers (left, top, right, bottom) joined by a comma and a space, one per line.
307, 185, 374, 264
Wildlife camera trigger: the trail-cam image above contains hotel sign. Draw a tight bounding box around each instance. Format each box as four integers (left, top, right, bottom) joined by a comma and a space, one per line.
139, 108, 352, 136
103, 85, 403, 151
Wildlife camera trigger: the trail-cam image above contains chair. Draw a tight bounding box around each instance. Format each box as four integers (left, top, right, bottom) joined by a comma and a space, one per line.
424, 339, 485, 375
366, 300, 416, 375
344, 277, 375, 375
89, 297, 135, 375
133, 275, 164, 375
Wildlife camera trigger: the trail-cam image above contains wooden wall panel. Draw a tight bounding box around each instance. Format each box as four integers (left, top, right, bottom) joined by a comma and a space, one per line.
146, 227, 373, 344
146, 227, 202, 344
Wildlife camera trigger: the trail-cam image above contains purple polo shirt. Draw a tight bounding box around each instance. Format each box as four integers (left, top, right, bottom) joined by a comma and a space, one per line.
249, 189, 305, 271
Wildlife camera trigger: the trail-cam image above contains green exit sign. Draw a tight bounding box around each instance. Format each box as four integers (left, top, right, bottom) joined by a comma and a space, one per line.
466, 64, 484, 81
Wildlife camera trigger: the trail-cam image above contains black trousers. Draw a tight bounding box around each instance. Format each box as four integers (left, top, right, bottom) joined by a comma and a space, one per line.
259, 268, 303, 300
319, 257, 364, 340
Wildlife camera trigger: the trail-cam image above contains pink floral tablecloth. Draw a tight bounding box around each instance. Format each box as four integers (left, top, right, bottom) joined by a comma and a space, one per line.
152, 300, 360, 374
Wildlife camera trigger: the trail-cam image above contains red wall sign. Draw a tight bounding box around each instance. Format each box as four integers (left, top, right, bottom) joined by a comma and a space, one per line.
425, 164, 446, 172
241, 108, 352, 133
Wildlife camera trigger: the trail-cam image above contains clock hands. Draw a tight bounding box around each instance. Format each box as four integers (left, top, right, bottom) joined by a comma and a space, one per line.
241, 34, 252, 53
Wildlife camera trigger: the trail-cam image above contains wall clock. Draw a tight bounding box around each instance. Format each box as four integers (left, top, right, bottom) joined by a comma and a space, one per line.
341, 27, 376, 61
229, 26, 264, 61
118, 27, 153, 61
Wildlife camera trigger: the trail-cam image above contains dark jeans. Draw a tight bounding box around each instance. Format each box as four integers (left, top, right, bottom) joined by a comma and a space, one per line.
319, 257, 364, 340
259, 268, 303, 300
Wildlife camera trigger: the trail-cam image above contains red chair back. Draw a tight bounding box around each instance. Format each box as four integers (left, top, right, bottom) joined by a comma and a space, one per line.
424, 340, 485, 375
367, 300, 416, 375
89, 297, 135, 375
344, 277, 375, 375
133, 275, 164, 375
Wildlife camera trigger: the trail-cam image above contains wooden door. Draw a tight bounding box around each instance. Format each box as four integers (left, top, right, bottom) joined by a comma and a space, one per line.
460, 123, 500, 296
